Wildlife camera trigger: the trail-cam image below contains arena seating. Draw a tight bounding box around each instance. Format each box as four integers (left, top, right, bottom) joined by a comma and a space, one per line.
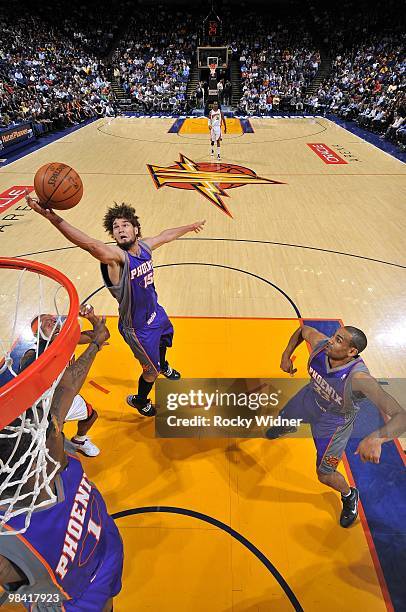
0, 4, 114, 136
0, 1, 404, 151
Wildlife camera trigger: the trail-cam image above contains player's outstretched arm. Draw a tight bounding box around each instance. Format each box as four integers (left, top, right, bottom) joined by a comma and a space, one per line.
26, 193, 124, 265
353, 372, 406, 463
144, 220, 206, 250
47, 312, 109, 464
280, 325, 327, 375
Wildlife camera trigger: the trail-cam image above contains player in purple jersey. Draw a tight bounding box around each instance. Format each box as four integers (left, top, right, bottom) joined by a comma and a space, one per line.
26, 196, 205, 417
0, 309, 123, 611
266, 325, 406, 527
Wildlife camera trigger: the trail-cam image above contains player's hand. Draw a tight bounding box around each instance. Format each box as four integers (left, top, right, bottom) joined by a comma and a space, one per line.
190, 220, 206, 233
355, 437, 382, 464
91, 315, 110, 349
280, 352, 297, 376
79, 304, 108, 344
25, 189, 60, 222
79, 303, 97, 324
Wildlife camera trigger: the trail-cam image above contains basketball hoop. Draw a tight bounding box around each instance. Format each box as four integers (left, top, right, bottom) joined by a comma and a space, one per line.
0, 258, 80, 428
0, 258, 80, 534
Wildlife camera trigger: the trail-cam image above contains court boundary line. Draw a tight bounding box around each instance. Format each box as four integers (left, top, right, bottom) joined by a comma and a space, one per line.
325, 115, 405, 164
112, 505, 303, 612
14, 238, 406, 270
301, 317, 397, 612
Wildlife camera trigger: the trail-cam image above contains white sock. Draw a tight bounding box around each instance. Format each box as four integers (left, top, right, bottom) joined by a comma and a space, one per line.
73, 435, 87, 443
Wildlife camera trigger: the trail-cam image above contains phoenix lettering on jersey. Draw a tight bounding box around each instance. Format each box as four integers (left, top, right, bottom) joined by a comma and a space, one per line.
309, 366, 343, 406
56, 473, 101, 580
130, 260, 153, 280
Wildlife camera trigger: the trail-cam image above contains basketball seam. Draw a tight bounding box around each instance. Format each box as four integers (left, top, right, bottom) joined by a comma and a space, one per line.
43, 165, 74, 207
51, 180, 82, 204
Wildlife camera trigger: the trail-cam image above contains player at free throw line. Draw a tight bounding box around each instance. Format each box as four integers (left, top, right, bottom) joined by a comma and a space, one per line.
266, 324, 406, 527
209, 101, 226, 160
27, 196, 205, 417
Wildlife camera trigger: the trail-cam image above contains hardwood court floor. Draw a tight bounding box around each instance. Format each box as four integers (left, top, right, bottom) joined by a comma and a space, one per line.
0, 117, 405, 610
0, 116, 405, 374
67, 318, 388, 612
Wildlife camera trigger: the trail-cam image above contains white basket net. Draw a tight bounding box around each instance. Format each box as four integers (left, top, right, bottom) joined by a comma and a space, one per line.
0, 265, 72, 535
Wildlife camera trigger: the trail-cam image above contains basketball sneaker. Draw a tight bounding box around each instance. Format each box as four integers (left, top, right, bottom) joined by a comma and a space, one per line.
340, 487, 359, 528
161, 363, 181, 380
265, 424, 297, 439
127, 395, 156, 416
71, 437, 100, 457
217, 154, 221, 160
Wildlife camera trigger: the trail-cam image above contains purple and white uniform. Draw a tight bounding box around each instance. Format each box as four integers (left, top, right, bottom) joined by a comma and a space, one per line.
0, 454, 123, 610
101, 241, 173, 375
279, 339, 369, 473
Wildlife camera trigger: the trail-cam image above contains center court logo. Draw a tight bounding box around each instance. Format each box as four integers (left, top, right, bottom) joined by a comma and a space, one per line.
147, 154, 284, 217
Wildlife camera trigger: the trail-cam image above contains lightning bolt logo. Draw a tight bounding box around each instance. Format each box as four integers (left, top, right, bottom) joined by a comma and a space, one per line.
147, 154, 284, 217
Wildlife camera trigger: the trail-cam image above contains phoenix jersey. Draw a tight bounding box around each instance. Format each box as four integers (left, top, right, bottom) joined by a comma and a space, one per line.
0, 455, 123, 608
307, 340, 369, 415
101, 241, 168, 330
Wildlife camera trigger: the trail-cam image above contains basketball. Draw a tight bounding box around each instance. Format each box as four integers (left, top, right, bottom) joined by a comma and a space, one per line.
34, 162, 83, 210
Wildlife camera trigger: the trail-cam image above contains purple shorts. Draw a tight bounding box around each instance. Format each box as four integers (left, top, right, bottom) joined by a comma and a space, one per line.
65, 517, 123, 611
120, 304, 174, 376
280, 384, 357, 474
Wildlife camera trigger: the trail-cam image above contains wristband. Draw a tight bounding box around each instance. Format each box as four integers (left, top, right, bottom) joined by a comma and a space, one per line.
91, 340, 101, 351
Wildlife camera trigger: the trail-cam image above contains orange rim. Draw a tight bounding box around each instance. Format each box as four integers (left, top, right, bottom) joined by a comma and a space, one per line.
0, 258, 80, 429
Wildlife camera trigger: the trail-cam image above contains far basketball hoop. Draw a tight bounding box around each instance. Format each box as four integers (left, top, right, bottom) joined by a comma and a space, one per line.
207, 56, 218, 78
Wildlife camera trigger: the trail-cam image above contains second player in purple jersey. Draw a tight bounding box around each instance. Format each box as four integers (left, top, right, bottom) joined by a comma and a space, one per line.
266, 324, 406, 528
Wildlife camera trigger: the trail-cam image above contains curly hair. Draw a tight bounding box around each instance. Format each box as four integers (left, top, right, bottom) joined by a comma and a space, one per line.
103, 202, 142, 237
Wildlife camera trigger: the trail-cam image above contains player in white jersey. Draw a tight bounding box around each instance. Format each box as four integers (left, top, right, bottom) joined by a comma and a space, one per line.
208, 101, 226, 160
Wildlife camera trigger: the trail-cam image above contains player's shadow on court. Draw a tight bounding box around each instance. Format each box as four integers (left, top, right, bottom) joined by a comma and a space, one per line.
224, 441, 323, 501
286, 547, 384, 597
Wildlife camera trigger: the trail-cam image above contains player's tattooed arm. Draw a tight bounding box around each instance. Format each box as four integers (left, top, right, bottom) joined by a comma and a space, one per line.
51, 316, 109, 428
280, 325, 327, 374
144, 220, 206, 250
353, 372, 406, 463
47, 315, 109, 463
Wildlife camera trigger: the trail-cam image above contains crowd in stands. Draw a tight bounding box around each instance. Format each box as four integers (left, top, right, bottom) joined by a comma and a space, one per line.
0, 1, 404, 152
0, 7, 115, 136
230, 12, 320, 115
303, 34, 405, 148
112, 8, 198, 114
232, 4, 405, 150
25, 0, 128, 56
